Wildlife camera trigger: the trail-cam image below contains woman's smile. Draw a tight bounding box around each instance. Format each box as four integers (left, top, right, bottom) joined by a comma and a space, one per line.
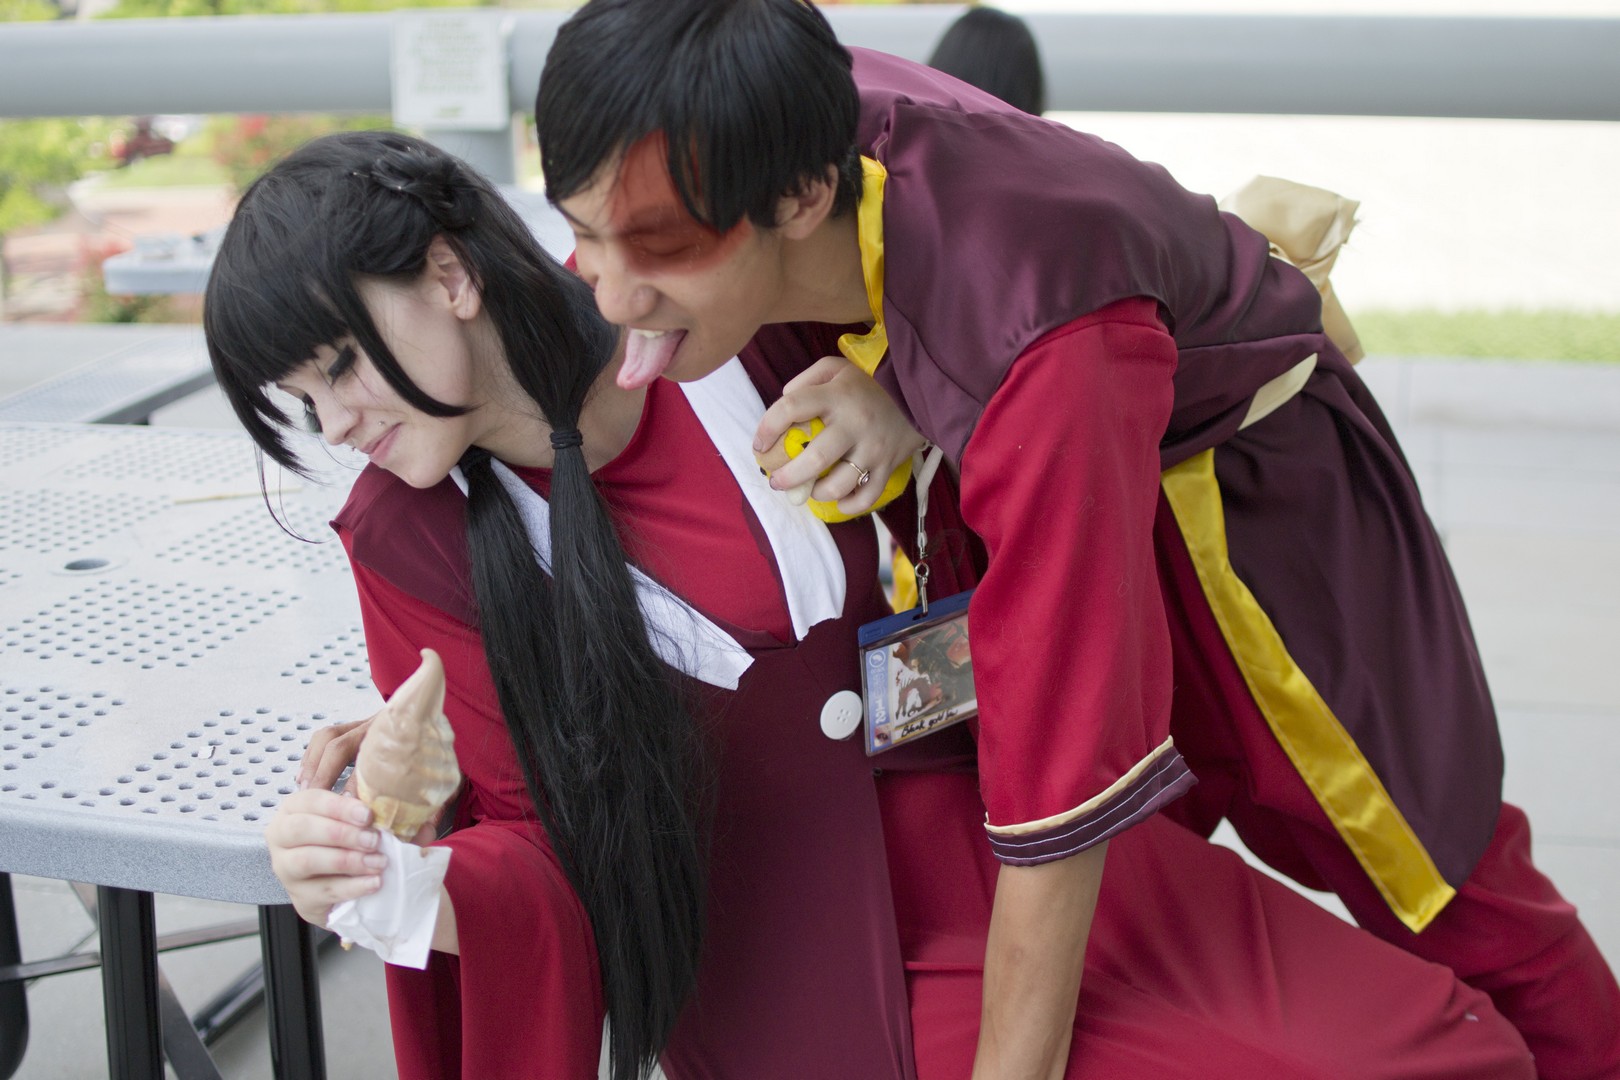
360, 423, 402, 463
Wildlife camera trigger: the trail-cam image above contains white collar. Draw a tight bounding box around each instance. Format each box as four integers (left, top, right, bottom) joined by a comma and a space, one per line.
449, 358, 846, 689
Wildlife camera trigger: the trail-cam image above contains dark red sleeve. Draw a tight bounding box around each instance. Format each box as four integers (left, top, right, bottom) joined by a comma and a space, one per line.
959, 298, 1196, 865
337, 529, 604, 1080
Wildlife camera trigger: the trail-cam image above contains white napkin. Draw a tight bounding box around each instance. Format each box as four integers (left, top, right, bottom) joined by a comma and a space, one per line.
326, 831, 451, 970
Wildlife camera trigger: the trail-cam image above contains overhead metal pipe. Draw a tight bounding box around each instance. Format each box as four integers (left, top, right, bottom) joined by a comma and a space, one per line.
1, 8, 1616, 123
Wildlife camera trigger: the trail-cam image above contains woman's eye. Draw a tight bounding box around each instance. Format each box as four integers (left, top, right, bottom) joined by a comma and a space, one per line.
326, 346, 357, 381
299, 397, 321, 434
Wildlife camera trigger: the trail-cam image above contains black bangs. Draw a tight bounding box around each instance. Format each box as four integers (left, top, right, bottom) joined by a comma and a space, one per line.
204, 182, 352, 476
203, 131, 472, 477
537, 0, 861, 232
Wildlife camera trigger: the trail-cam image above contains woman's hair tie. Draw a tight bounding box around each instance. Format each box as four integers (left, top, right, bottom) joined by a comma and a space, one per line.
360, 150, 477, 230
549, 428, 584, 451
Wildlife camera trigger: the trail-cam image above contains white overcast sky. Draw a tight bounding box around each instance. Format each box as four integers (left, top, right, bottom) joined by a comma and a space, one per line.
1001, 1, 1620, 15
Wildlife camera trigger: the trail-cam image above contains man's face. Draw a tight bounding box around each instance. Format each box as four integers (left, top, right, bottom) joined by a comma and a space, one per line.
557, 133, 784, 389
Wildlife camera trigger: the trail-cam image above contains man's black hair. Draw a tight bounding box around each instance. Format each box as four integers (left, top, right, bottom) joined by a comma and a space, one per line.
537, 0, 862, 230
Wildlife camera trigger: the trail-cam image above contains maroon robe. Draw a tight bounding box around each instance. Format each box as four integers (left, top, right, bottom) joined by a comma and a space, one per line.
334, 378, 944, 1078
741, 47, 1502, 912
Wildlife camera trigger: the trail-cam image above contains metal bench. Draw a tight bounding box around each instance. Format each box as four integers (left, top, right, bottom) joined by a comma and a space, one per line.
0, 331, 215, 426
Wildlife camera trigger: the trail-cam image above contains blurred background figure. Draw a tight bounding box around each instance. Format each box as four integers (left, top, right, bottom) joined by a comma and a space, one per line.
927, 5, 1045, 115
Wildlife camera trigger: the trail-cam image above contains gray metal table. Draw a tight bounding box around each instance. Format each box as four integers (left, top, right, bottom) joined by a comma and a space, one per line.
0, 330, 216, 426
0, 422, 375, 1078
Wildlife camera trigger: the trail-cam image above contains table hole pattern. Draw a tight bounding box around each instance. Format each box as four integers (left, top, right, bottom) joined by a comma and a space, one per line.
102, 711, 314, 823
280, 627, 375, 694
0, 709, 315, 825
0, 427, 85, 470
0, 490, 165, 554
60, 432, 259, 487
0, 569, 19, 589
3, 578, 295, 668
155, 502, 352, 575
0, 684, 119, 772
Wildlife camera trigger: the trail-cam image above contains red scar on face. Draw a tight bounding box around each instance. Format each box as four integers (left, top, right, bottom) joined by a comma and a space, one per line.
608, 132, 754, 274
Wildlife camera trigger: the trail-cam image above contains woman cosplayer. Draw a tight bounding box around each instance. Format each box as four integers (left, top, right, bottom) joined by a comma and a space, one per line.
210, 131, 1540, 1080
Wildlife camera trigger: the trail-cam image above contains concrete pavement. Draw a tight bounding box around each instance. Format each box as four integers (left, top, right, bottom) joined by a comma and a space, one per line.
0, 349, 1613, 1078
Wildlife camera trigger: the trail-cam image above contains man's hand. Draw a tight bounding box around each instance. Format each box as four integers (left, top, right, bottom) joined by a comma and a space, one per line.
754, 356, 926, 516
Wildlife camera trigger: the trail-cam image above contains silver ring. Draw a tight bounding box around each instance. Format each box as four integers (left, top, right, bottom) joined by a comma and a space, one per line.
840, 458, 872, 487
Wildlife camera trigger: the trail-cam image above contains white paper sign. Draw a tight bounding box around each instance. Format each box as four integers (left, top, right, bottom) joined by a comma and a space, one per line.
392, 12, 512, 131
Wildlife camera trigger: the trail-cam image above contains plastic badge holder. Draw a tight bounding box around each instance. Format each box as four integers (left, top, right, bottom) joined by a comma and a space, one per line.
858, 588, 976, 755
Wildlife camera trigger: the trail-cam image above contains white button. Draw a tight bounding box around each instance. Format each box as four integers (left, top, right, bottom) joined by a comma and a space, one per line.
820, 690, 863, 741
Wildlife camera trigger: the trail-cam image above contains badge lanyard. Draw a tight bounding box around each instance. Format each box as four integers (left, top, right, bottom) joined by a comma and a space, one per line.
855, 445, 978, 755
911, 445, 945, 617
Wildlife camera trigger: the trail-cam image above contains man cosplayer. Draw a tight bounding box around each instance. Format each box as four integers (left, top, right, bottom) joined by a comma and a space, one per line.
535, 1, 1620, 1076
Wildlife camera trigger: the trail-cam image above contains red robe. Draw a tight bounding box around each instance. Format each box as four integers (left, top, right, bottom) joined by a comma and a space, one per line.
332, 376, 1532, 1079
739, 48, 1618, 1078
751, 47, 1503, 915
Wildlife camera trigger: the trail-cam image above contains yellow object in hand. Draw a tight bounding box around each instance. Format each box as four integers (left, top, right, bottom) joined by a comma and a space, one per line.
772, 418, 911, 524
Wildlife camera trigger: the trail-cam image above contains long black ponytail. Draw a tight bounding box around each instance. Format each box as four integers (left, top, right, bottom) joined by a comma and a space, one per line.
204, 130, 707, 1080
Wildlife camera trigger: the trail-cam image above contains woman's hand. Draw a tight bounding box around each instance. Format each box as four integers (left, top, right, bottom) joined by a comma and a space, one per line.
296, 714, 374, 791
265, 788, 387, 927
754, 356, 926, 516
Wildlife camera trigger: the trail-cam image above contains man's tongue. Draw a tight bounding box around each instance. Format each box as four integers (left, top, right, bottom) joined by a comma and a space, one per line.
618, 328, 685, 389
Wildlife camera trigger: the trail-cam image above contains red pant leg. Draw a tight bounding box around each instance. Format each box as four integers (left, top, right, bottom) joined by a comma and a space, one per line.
903, 814, 1534, 1080
1155, 499, 1620, 1079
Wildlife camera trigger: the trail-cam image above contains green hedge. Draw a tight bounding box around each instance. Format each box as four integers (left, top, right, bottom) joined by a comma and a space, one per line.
1353, 309, 1620, 363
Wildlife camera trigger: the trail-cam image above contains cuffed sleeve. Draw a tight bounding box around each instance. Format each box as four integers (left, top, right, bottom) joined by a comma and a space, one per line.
958, 298, 1194, 865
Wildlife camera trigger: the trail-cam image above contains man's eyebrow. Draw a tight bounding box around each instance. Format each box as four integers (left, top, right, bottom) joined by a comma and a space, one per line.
559, 200, 698, 238
622, 205, 710, 236
556, 205, 592, 230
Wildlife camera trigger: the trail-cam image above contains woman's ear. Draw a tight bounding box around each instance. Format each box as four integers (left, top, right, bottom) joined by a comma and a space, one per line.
425, 235, 483, 321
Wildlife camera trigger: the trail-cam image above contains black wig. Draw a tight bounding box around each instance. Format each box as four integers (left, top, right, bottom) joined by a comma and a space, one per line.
536, 0, 862, 230
204, 130, 708, 1080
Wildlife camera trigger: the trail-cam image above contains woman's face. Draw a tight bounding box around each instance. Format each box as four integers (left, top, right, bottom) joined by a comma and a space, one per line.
275, 270, 498, 490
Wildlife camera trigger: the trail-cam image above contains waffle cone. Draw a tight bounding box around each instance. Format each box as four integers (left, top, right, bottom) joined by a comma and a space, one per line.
355, 770, 438, 840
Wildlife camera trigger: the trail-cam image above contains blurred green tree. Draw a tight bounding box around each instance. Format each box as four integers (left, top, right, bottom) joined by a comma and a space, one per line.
101, 0, 489, 16
0, 0, 116, 304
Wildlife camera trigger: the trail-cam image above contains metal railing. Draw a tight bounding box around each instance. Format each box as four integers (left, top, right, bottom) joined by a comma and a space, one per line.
1, 7, 1617, 182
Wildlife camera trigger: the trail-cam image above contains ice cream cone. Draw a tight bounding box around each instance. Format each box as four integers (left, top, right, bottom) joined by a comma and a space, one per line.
354, 648, 461, 840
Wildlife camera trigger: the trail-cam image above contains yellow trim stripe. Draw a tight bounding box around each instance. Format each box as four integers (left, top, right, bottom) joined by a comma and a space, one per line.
889, 548, 918, 613
837, 156, 890, 377
1160, 450, 1455, 932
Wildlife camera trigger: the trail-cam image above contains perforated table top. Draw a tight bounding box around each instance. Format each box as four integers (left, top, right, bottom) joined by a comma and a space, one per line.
0, 331, 216, 424
0, 423, 374, 904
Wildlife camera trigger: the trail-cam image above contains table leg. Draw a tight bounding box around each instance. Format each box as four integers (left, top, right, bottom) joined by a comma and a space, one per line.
156, 966, 224, 1080
191, 960, 264, 1046
0, 874, 29, 1080
258, 905, 326, 1080
96, 886, 162, 1080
